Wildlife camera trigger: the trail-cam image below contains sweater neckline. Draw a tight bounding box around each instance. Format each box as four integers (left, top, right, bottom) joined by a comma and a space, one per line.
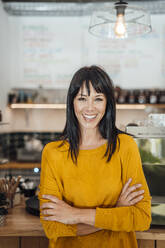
62, 140, 108, 155
78, 141, 108, 155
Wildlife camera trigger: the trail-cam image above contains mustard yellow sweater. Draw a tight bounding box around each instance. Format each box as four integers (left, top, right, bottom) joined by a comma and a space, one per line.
39, 134, 151, 248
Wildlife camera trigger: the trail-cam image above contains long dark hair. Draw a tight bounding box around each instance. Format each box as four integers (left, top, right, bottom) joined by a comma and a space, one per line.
58, 65, 123, 164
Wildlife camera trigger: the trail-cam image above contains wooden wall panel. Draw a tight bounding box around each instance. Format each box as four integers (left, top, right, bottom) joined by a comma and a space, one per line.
21, 237, 38, 248
137, 239, 155, 248
21, 237, 49, 248
39, 237, 49, 248
0, 237, 19, 248
157, 240, 165, 248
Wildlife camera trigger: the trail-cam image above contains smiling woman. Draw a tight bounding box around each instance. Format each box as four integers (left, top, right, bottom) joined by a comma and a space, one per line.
74, 83, 106, 136
38, 65, 151, 248
73, 83, 107, 149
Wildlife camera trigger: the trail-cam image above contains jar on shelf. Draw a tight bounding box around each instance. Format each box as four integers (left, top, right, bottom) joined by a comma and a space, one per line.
137, 90, 147, 104
149, 90, 158, 104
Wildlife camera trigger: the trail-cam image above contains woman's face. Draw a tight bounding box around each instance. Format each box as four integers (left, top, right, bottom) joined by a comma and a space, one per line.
73, 82, 107, 131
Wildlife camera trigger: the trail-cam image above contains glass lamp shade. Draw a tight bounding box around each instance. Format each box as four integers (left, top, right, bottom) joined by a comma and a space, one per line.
89, 4, 152, 39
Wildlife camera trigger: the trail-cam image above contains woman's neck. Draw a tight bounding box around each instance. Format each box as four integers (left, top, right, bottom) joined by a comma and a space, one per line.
79, 128, 106, 148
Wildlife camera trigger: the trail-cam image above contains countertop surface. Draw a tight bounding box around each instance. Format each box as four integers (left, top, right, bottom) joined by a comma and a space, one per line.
0, 204, 44, 237
0, 204, 165, 240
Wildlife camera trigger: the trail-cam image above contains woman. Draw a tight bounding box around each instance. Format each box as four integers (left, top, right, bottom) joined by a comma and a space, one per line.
39, 66, 151, 248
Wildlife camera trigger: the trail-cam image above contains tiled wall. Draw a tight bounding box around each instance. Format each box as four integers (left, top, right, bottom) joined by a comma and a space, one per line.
0, 132, 61, 161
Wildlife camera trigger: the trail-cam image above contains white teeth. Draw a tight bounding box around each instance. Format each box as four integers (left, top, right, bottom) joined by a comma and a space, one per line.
83, 114, 97, 119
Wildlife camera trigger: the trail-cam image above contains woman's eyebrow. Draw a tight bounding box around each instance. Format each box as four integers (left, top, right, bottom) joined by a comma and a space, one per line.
77, 93, 104, 96
95, 94, 104, 96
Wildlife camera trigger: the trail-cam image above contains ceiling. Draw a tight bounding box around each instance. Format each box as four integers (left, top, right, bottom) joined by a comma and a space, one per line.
1, 0, 165, 15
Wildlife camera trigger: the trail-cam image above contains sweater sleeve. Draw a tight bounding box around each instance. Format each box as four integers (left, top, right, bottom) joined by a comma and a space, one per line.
38, 144, 77, 242
94, 136, 152, 232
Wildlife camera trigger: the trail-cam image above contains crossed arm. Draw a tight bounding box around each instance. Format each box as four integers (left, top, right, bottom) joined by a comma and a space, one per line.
40, 178, 144, 236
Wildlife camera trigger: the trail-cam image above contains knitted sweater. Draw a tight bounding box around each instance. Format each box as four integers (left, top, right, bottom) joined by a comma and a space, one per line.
38, 134, 151, 248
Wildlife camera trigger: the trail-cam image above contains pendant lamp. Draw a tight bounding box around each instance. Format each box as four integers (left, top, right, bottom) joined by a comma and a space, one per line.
89, 0, 152, 39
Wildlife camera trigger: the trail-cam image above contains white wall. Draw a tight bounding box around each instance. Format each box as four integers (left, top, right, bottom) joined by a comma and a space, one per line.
0, 3, 165, 132
4, 14, 165, 89
0, 2, 10, 111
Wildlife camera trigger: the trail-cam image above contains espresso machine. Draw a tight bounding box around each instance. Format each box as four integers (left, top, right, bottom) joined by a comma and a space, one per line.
126, 126, 165, 226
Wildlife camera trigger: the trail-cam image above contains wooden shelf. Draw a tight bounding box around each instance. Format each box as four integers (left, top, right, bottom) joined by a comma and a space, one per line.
0, 162, 40, 169
10, 103, 66, 109
117, 104, 165, 110
9, 103, 165, 110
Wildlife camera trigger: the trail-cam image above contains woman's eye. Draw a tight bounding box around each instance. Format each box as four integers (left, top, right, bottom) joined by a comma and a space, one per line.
95, 98, 103, 101
77, 97, 86, 101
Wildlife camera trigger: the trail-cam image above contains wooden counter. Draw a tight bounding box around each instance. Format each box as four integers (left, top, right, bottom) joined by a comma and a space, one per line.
0, 205, 48, 248
0, 163, 165, 247
0, 205, 44, 237
0, 204, 165, 248
0, 204, 163, 239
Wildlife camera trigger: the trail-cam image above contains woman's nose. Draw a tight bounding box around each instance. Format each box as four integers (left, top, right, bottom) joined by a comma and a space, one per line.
86, 99, 94, 110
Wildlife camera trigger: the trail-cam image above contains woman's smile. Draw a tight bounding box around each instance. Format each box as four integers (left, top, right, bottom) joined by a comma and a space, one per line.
83, 114, 97, 121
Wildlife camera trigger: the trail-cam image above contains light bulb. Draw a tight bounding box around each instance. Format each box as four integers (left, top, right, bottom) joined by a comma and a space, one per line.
114, 14, 126, 38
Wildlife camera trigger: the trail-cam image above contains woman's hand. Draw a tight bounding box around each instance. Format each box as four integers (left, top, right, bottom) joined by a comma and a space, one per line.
116, 178, 144, 207
41, 194, 79, 224
41, 194, 96, 226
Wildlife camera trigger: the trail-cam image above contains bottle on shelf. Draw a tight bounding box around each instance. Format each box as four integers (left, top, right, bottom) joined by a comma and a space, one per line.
158, 90, 165, 104
17, 90, 25, 103
114, 86, 121, 103
144, 90, 150, 104
8, 91, 18, 104
127, 90, 136, 104
117, 90, 127, 104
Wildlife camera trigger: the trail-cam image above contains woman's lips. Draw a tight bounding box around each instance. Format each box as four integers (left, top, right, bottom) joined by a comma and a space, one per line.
83, 114, 97, 121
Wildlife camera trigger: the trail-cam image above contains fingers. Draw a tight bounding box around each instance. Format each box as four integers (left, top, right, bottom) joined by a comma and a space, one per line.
129, 195, 144, 206
42, 195, 60, 203
124, 183, 142, 198
42, 209, 56, 216
43, 216, 58, 221
127, 190, 144, 202
41, 195, 61, 209
121, 178, 132, 194
41, 202, 56, 209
